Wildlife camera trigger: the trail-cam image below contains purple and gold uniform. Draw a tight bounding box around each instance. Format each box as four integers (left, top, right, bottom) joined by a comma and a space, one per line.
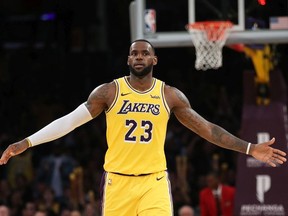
101, 76, 173, 216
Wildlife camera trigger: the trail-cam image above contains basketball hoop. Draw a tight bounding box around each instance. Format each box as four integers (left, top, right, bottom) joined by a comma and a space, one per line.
186, 21, 233, 71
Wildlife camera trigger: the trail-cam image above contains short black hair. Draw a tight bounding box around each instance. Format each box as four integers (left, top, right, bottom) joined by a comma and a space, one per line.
131, 39, 156, 54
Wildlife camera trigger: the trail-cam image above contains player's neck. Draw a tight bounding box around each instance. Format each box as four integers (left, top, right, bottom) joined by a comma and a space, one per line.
127, 74, 154, 91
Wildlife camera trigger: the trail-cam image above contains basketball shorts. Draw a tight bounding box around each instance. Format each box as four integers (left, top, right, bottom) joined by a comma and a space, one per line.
100, 170, 173, 216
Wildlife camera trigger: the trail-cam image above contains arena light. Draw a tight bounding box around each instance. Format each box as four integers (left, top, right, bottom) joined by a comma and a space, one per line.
40, 12, 56, 21
258, 0, 266, 6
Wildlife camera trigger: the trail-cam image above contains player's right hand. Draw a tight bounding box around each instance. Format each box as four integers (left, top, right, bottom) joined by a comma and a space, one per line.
0, 140, 29, 165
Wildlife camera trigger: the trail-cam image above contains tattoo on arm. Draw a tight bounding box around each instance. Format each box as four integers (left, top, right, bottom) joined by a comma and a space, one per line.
87, 83, 112, 117
174, 89, 190, 106
90, 83, 109, 101
211, 125, 247, 153
173, 88, 203, 134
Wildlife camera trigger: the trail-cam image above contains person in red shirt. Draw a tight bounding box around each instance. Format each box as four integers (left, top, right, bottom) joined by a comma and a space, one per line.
199, 171, 235, 216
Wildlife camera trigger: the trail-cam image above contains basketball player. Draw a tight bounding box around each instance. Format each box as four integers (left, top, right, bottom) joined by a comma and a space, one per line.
0, 39, 286, 216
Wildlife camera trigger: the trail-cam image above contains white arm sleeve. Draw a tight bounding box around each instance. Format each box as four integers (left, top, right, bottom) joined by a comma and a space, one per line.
27, 103, 93, 146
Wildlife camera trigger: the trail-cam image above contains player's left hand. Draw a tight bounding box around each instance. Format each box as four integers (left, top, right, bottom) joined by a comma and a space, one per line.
250, 137, 287, 167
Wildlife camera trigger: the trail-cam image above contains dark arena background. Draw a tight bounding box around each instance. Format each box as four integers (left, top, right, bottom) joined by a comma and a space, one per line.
0, 0, 288, 215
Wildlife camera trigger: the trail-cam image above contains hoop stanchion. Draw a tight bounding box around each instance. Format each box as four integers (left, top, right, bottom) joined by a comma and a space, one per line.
186, 21, 233, 71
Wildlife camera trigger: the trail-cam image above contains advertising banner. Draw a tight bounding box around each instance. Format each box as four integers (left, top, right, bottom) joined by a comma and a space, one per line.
234, 70, 288, 216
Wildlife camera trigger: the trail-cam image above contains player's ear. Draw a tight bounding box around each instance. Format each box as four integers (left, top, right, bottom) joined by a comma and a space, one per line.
153, 56, 158, 65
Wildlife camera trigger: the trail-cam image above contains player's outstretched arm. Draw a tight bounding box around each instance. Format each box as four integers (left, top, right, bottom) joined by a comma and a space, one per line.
165, 85, 286, 167
0, 103, 93, 165
0, 82, 114, 165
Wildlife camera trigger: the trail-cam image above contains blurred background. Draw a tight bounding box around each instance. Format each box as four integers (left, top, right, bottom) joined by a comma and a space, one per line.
0, 0, 287, 215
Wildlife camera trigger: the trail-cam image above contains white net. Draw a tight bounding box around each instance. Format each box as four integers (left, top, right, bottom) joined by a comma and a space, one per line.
187, 21, 233, 71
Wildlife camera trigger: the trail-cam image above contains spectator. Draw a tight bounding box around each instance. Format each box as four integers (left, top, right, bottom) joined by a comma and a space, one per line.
199, 171, 235, 216
83, 202, 98, 216
58, 203, 72, 216
70, 210, 82, 216
0, 205, 10, 216
36, 187, 60, 216
34, 210, 47, 216
36, 142, 78, 201
21, 201, 36, 216
178, 205, 195, 216
60, 209, 70, 216
6, 151, 34, 190
8, 189, 23, 216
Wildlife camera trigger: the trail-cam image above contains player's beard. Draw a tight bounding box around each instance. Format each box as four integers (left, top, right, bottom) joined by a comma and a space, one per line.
129, 63, 153, 78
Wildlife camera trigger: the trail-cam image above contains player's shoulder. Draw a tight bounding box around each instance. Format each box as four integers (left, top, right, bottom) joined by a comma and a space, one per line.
88, 80, 116, 101
163, 82, 173, 90
163, 83, 184, 97
92, 80, 115, 93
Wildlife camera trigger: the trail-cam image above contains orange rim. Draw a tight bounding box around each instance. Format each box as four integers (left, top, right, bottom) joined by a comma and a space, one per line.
186, 21, 233, 30
186, 21, 233, 41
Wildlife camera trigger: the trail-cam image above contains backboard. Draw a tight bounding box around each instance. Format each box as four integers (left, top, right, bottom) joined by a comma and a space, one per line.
129, 0, 288, 47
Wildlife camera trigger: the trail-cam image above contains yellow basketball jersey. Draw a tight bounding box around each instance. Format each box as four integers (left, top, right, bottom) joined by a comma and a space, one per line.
104, 76, 170, 175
